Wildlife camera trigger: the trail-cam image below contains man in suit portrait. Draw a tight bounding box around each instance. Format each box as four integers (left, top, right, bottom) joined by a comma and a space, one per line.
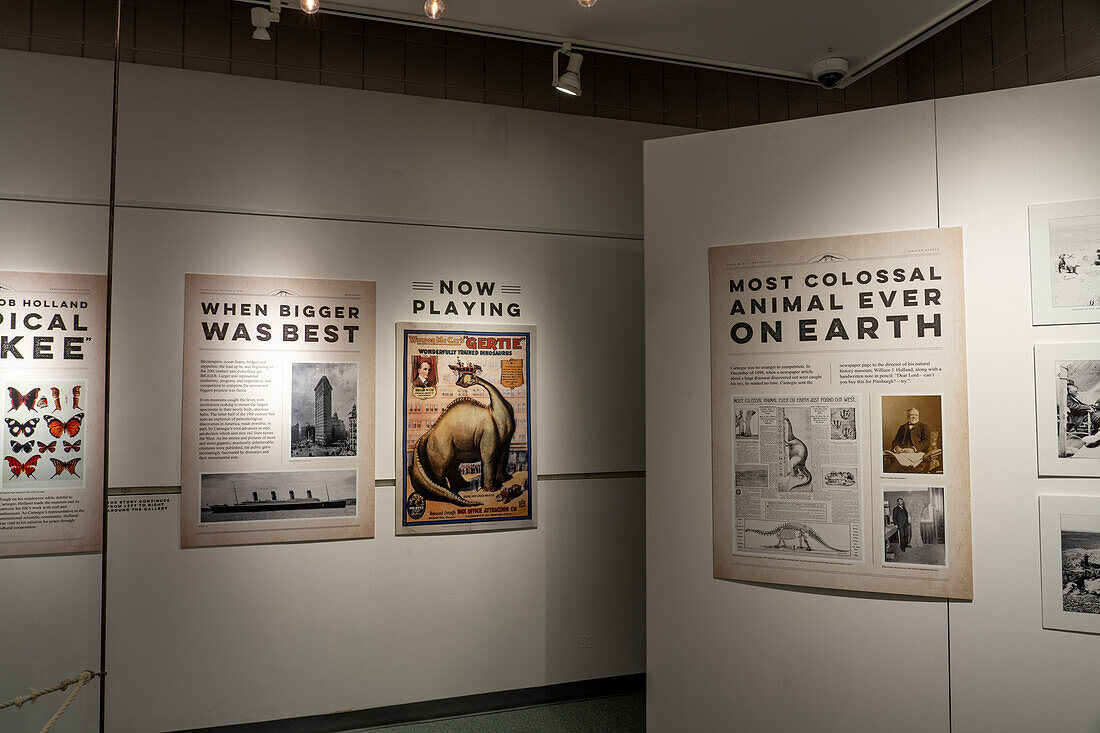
892, 408, 929, 454
892, 497, 911, 552
412, 359, 436, 388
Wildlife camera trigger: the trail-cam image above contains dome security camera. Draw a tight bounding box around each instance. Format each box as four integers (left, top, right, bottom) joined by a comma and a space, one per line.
812, 57, 849, 89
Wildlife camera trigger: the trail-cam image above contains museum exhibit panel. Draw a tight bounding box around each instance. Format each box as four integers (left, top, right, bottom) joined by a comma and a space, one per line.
2, 0, 1099, 731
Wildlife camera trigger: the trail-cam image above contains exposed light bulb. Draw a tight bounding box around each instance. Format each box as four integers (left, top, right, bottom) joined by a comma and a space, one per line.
300, 0, 320, 13
424, 0, 444, 19
578, 0, 597, 7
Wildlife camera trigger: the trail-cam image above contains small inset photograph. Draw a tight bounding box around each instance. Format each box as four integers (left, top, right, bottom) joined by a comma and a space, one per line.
1055, 360, 1100, 459
881, 395, 943, 475
290, 362, 357, 458
1048, 213, 1100, 309
734, 463, 769, 488
883, 487, 946, 567
1060, 519, 1100, 616
823, 466, 857, 489
734, 408, 759, 439
200, 469, 357, 523
410, 354, 438, 388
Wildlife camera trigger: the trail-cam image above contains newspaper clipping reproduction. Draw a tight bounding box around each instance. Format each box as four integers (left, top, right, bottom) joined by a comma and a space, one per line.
710, 228, 973, 598
0, 270, 106, 557
181, 274, 375, 548
734, 395, 861, 559
397, 323, 535, 535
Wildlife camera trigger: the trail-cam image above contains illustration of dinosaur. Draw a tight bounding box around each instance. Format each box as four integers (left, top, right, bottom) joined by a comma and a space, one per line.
784, 416, 812, 490
736, 409, 757, 437
409, 371, 516, 507
745, 522, 848, 553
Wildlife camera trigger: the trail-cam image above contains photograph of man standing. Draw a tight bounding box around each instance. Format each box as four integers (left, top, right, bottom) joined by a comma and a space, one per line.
892, 497, 911, 552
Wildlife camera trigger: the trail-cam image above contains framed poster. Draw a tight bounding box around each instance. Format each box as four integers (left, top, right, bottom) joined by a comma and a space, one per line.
396, 322, 535, 535
1039, 494, 1100, 635
709, 227, 972, 598
1030, 198, 1100, 325
1034, 342, 1100, 477
0, 270, 106, 557
181, 274, 375, 547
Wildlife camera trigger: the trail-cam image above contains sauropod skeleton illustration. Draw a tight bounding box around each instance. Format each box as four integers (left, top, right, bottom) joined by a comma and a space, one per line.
783, 415, 812, 490
744, 522, 848, 553
408, 368, 516, 507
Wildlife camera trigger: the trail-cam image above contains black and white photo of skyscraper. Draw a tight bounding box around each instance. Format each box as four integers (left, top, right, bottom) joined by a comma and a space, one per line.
290, 362, 358, 457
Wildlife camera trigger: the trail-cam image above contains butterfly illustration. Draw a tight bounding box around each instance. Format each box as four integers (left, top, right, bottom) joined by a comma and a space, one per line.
5, 455, 39, 478
63, 440, 81, 453
10, 440, 33, 453
51, 386, 62, 412
49, 457, 80, 478
5, 418, 39, 437
43, 413, 83, 439
38, 440, 58, 453
72, 385, 81, 410
7, 387, 40, 412
37, 396, 48, 409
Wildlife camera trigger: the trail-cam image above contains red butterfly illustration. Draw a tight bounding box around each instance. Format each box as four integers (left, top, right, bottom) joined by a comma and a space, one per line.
5, 455, 39, 478
43, 413, 83, 439
7, 387, 40, 412
10, 440, 33, 453
51, 386, 62, 412
72, 385, 81, 410
49, 457, 80, 478
38, 440, 58, 453
5, 418, 39, 437
63, 440, 81, 453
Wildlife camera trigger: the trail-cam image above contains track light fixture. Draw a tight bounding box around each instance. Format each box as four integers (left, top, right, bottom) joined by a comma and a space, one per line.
424, 0, 445, 19
251, 0, 280, 40
251, 0, 320, 41
552, 43, 584, 96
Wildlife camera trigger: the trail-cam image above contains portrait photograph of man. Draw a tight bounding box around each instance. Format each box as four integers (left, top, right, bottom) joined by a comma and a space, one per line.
883, 488, 946, 566
881, 395, 943, 474
410, 355, 438, 390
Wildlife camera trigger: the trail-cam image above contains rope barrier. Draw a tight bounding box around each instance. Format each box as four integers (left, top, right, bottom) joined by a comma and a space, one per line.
0, 670, 104, 733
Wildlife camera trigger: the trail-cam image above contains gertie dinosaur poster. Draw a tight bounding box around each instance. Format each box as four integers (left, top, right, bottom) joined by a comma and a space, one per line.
397, 323, 536, 535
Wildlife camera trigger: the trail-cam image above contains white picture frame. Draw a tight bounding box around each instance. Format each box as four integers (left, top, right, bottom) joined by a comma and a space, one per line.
1039, 494, 1100, 635
1030, 198, 1100, 326
1035, 343, 1100, 477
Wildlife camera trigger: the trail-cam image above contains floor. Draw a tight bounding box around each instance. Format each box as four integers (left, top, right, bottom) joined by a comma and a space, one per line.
357, 694, 644, 732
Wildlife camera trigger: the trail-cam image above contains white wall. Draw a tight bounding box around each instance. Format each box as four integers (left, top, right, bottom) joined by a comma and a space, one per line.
936, 76, 1100, 733
645, 78, 1100, 732
99, 61, 675, 731
0, 48, 113, 733
644, 102, 950, 733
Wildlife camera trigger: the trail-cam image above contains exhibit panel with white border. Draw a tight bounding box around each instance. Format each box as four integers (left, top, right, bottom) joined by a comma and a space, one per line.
645, 102, 952, 731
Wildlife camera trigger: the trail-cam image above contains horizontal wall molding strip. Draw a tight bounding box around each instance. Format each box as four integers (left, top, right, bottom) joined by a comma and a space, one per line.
115, 200, 645, 242
107, 471, 644, 496
168, 673, 644, 733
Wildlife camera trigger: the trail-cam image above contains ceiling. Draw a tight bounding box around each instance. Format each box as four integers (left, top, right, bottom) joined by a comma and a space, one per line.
325, 0, 987, 85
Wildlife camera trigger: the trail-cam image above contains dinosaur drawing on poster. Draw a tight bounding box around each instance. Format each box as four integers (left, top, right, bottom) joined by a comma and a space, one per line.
744, 522, 848, 553
784, 416, 812, 490
408, 370, 516, 507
